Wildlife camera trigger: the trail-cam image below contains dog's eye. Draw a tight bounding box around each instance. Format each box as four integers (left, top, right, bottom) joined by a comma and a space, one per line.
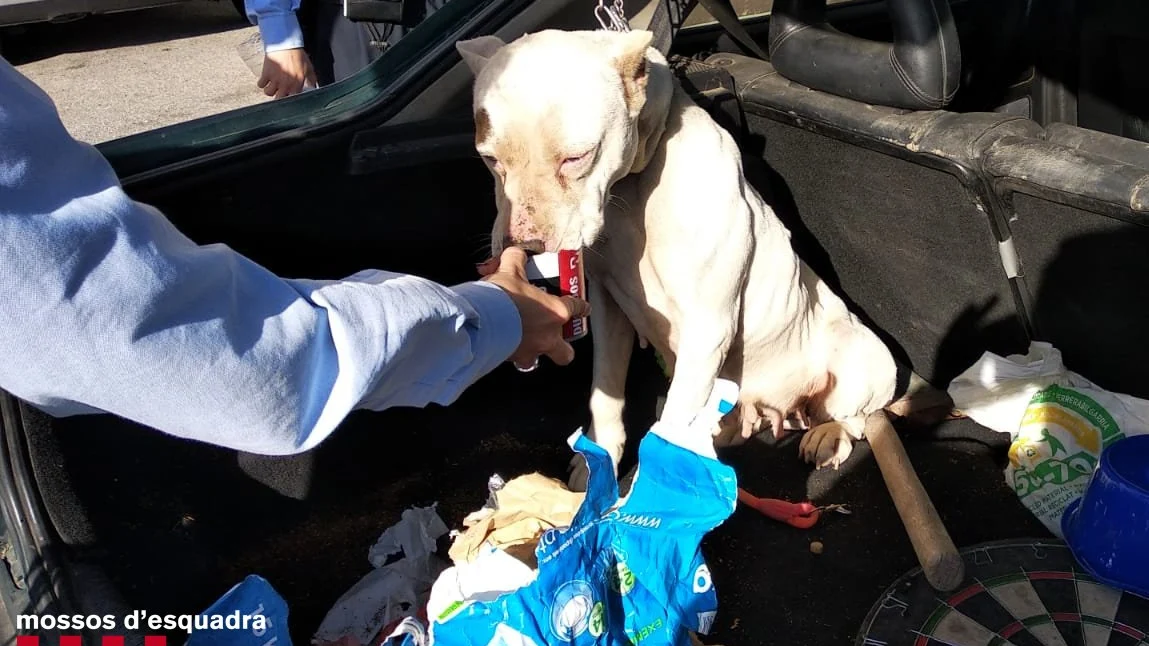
561, 150, 592, 170
481, 155, 502, 171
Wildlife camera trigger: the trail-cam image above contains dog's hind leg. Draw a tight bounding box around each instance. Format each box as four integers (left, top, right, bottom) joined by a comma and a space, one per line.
568, 279, 635, 492
798, 319, 897, 469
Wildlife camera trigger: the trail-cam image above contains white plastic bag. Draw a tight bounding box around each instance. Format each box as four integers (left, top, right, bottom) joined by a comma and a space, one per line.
426, 544, 538, 624
313, 505, 450, 646
948, 341, 1149, 537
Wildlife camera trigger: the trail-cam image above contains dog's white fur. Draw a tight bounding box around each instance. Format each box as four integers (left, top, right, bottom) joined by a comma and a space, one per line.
457, 29, 898, 484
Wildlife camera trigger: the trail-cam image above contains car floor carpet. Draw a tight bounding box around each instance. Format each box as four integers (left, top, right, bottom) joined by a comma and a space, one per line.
35, 343, 1051, 646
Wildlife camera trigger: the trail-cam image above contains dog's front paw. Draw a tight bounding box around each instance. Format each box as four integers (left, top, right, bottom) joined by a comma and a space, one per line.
798, 421, 855, 469
567, 435, 623, 493
567, 454, 637, 496
567, 454, 591, 492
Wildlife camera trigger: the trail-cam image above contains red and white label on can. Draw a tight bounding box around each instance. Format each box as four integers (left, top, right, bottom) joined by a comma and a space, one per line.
558, 249, 588, 342
524, 249, 590, 342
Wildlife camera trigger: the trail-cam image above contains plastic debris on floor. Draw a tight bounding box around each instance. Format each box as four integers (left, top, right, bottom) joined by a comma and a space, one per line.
206, 380, 739, 646
311, 504, 451, 646
365, 379, 741, 646
947, 341, 1149, 537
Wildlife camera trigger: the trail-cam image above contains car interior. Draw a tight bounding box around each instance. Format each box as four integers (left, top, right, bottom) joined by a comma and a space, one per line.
2, 0, 1147, 643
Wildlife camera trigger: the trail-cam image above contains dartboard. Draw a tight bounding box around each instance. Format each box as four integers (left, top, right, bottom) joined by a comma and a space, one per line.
856, 539, 1149, 646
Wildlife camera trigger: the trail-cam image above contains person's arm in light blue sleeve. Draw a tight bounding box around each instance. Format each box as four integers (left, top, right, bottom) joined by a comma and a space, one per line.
245, 0, 304, 53
0, 59, 522, 456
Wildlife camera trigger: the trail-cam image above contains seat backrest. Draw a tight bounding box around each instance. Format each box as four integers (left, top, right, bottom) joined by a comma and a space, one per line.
982, 122, 1149, 399
704, 54, 1039, 386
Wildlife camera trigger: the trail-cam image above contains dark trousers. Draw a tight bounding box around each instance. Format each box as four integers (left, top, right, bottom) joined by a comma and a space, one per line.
297, 0, 390, 86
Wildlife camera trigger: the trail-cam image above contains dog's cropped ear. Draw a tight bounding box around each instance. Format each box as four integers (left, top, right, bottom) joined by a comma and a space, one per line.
456, 35, 507, 75
612, 29, 654, 117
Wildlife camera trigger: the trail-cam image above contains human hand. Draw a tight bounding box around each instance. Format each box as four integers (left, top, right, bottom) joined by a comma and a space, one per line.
481, 247, 591, 371
258, 48, 318, 99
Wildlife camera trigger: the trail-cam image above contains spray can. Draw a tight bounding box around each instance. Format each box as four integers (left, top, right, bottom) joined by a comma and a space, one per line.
524, 249, 589, 342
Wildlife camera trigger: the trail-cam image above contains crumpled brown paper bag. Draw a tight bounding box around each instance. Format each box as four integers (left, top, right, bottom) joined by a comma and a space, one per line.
448, 472, 584, 568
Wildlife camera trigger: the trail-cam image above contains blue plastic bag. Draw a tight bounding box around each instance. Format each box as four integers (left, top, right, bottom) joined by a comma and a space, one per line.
424, 415, 738, 646
185, 574, 292, 646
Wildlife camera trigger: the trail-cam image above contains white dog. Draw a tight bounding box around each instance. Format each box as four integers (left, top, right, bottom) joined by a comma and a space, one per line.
457, 29, 898, 487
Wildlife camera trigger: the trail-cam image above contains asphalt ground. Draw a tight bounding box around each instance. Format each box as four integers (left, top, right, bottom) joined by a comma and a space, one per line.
5, 0, 268, 143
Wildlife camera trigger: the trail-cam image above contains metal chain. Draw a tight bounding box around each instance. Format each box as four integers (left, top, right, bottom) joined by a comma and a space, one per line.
595, 0, 630, 31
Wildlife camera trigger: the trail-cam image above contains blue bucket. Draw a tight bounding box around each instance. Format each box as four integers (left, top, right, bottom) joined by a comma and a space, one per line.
1061, 433, 1149, 597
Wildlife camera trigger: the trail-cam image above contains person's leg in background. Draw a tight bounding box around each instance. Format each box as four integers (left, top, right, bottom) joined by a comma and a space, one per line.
309, 0, 452, 86
296, 0, 341, 86
311, 0, 386, 86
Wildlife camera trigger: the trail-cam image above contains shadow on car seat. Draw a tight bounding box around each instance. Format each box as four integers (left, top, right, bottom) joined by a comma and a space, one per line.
982, 123, 1149, 401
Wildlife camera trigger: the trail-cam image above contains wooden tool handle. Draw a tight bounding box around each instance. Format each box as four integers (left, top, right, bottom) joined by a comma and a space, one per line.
865, 410, 965, 592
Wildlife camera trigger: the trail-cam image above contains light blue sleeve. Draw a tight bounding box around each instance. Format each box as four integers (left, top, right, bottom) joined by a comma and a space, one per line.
244, 0, 304, 53
0, 59, 522, 456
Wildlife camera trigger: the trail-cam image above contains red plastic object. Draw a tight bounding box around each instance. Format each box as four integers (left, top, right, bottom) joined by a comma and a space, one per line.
736, 487, 821, 529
